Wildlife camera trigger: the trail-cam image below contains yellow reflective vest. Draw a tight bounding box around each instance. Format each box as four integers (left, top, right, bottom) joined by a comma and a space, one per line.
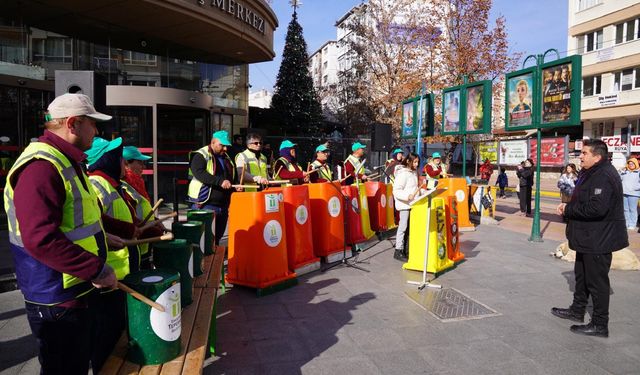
235, 149, 268, 192
121, 181, 153, 255
4, 142, 106, 304
187, 146, 235, 204
311, 160, 333, 181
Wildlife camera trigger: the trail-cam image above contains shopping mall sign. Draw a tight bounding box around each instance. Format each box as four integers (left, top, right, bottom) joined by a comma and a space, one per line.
601, 135, 640, 153
198, 0, 266, 34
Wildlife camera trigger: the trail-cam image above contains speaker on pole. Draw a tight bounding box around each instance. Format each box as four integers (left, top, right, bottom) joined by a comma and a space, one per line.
370, 122, 392, 152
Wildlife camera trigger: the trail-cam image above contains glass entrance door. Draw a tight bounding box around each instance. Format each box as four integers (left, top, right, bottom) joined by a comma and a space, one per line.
156, 105, 210, 204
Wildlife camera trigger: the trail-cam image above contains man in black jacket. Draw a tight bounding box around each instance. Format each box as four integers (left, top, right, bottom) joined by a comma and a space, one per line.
187, 130, 239, 245
552, 139, 628, 337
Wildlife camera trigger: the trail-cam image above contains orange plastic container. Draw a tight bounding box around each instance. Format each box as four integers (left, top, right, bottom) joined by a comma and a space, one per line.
445, 196, 465, 263
385, 183, 397, 229
438, 177, 474, 231
307, 182, 345, 257
342, 186, 366, 244
281, 185, 321, 275
226, 188, 296, 289
365, 181, 387, 232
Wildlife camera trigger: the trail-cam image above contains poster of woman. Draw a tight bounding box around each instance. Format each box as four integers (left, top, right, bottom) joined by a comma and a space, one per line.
466, 85, 484, 131
443, 90, 460, 133
542, 63, 571, 123
402, 100, 414, 137
508, 73, 533, 127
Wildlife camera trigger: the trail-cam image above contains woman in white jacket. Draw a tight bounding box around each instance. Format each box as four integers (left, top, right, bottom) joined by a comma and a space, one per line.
392, 153, 424, 261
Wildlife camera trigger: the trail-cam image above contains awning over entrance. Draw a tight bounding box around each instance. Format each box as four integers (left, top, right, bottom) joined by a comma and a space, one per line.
5, 0, 278, 65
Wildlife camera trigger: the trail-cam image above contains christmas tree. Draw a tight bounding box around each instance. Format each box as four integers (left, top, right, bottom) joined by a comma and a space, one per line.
270, 8, 323, 137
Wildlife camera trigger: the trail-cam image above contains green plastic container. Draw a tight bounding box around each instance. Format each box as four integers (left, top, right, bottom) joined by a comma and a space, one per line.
153, 239, 193, 306
123, 269, 182, 365
172, 220, 204, 277
187, 209, 214, 255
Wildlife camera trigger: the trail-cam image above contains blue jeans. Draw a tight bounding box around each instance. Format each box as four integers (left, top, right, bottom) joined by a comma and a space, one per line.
623, 195, 639, 228
191, 204, 229, 245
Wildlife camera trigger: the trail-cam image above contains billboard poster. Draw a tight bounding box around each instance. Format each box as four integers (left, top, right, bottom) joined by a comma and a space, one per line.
499, 139, 528, 165
466, 85, 485, 132
401, 99, 415, 138
507, 72, 533, 127
542, 62, 572, 124
418, 95, 433, 137
529, 136, 568, 167
479, 141, 498, 163
443, 90, 461, 133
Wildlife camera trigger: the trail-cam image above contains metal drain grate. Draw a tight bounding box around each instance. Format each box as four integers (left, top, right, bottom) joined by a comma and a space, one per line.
406, 288, 500, 322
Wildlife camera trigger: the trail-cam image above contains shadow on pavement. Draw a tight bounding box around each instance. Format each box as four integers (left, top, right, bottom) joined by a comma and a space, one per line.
0, 334, 37, 372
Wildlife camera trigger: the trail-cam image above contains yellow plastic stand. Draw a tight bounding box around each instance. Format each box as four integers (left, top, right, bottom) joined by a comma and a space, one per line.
403, 194, 455, 275
385, 183, 397, 230
355, 183, 375, 240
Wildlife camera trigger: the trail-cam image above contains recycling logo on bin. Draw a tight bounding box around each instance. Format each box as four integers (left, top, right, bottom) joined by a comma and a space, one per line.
351, 198, 359, 213
328, 196, 341, 217
265, 194, 279, 213
295, 205, 308, 225
380, 194, 386, 208
150, 283, 181, 342
263, 220, 283, 247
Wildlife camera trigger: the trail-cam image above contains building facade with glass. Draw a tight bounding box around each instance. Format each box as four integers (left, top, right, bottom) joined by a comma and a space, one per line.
1, 0, 278, 205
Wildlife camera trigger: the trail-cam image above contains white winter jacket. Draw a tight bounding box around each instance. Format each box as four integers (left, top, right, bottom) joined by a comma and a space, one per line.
393, 167, 423, 210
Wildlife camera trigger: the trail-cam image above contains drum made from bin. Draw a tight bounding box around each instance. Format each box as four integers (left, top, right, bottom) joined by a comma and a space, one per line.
307, 182, 345, 257
365, 181, 387, 232
385, 183, 397, 229
438, 178, 474, 231
403, 194, 454, 275
355, 183, 375, 240
124, 269, 181, 365
153, 239, 193, 306
226, 188, 296, 289
445, 196, 464, 263
282, 185, 321, 275
171, 221, 204, 277
341, 185, 365, 245
186, 209, 215, 255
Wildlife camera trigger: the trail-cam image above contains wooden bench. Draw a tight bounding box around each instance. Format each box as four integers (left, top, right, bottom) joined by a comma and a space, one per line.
100, 246, 226, 375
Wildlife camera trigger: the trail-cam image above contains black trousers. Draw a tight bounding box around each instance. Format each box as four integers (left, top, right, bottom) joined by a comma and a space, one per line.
570, 252, 613, 326
24, 302, 93, 375
91, 290, 126, 374
519, 186, 532, 214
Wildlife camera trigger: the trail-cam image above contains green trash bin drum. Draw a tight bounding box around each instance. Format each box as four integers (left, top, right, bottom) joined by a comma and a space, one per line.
153, 239, 193, 306
172, 220, 204, 277
187, 209, 214, 255
123, 269, 181, 365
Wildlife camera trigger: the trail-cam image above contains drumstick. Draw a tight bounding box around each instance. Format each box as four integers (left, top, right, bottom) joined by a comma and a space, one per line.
140, 198, 164, 226
268, 180, 290, 184
138, 212, 177, 232
117, 282, 165, 312
232, 184, 259, 189
122, 233, 173, 247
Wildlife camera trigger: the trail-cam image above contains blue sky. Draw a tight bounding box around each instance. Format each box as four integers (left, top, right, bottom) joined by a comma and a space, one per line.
249, 0, 569, 91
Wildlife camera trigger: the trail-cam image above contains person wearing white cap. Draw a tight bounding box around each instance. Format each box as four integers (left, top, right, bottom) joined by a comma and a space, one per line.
3, 93, 121, 374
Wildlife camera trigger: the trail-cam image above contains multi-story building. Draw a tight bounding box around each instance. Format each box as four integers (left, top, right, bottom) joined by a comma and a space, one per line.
309, 41, 338, 90
568, 0, 640, 151
249, 88, 273, 108
0, 1, 278, 203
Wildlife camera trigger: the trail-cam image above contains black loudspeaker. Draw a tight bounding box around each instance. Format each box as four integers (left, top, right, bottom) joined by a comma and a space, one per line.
371, 122, 392, 152
54, 70, 106, 112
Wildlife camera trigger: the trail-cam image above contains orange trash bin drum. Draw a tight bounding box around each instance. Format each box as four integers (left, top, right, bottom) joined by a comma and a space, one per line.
281, 185, 321, 275
226, 188, 296, 289
307, 182, 345, 257
439, 177, 474, 231
365, 181, 387, 232
342, 185, 366, 245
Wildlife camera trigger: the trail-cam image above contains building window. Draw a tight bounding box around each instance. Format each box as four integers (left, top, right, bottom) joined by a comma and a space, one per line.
582, 75, 601, 97
577, 0, 601, 11
592, 121, 614, 139
32, 37, 72, 63
578, 29, 603, 53
123, 51, 157, 66
323, 61, 328, 69
616, 19, 639, 44
323, 75, 328, 84
614, 68, 638, 91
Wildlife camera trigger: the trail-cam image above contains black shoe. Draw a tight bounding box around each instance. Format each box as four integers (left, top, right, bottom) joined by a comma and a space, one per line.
393, 249, 404, 261
570, 322, 608, 338
551, 307, 584, 322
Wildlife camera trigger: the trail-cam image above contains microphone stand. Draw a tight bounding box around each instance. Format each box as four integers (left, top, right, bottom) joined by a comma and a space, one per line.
322, 174, 369, 273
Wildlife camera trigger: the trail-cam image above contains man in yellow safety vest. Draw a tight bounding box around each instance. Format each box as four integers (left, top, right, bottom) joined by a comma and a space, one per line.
235, 133, 269, 191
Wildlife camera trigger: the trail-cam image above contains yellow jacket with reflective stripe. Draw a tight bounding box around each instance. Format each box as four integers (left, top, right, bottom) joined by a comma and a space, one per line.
121, 181, 153, 255
235, 149, 268, 192
311, 160, 333, 181
4, 142, 106, 304
187, 146, 235, 204
89, 175, 138, 280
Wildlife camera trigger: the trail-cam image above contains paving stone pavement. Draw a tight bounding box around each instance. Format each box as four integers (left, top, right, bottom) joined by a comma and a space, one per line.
1, 220, 639, 374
